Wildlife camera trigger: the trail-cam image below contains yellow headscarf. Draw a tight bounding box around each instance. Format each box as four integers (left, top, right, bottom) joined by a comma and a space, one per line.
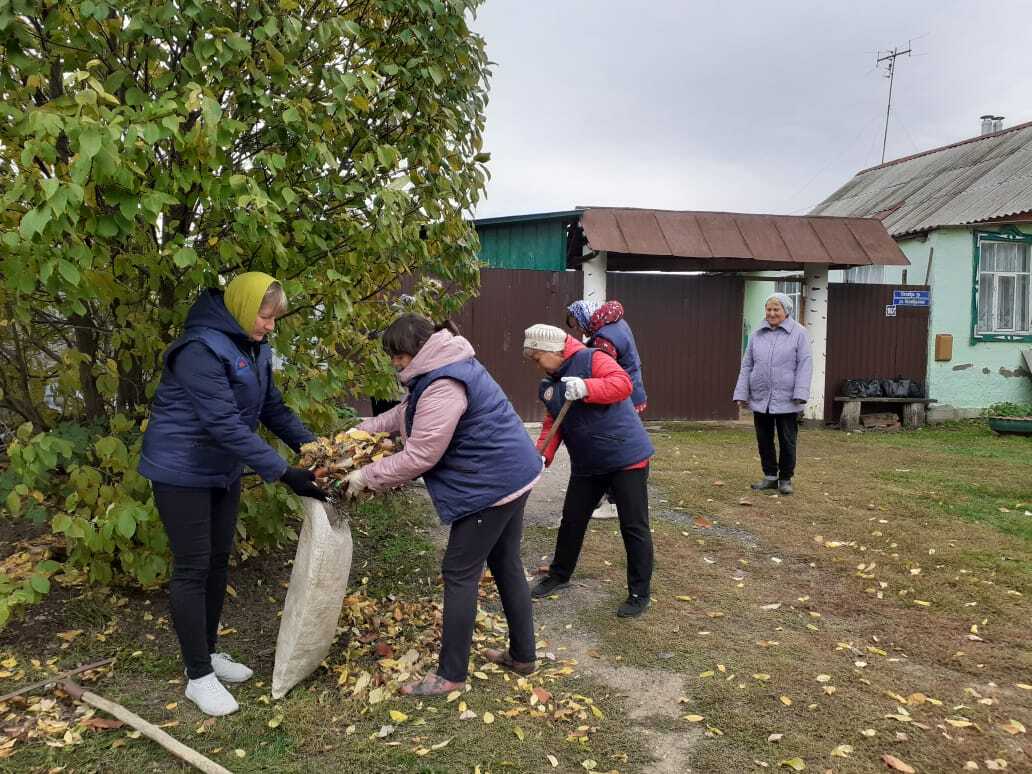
224, 272, 278, 334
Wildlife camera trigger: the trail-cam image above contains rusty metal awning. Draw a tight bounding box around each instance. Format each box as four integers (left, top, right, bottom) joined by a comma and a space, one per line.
577, 207, 909, 271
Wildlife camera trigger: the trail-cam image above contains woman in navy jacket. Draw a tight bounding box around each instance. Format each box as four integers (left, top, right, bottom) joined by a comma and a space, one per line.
139, 272, 325, 716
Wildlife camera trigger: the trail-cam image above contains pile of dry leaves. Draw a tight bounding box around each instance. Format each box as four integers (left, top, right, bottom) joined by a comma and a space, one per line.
298, 429, 397, 496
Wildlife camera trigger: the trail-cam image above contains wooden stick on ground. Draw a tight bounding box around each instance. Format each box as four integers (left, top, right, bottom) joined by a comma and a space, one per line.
0, 658, 115, 704
61, 680, 233, 774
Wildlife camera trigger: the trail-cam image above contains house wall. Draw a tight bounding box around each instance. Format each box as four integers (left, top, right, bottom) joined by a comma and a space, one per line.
919, 226, 1032, 419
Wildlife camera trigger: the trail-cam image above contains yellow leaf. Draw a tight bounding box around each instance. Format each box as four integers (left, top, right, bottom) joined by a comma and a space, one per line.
946, 717, 974, 728
1014, 683, 1031, 690
913, 600, 931, 607
815, 674, 831, 683
446, 690, 462, 702
1000, 718, 1026, 735
683, 714, 705, 722
860, 728, 876, 737
0, 657, 16, 668
881, 754, 915, 773
514, 726, 525, 741
473, 671, 489, 680
431, 738, 453, 750
388, 710, 408, 723
830, 744, 853, 757
581, 761, 597, 771
414, 747, 430, 756
234, 749, 246, 758
674, 595, 693, 602
56, 631, 83, 643
699, 670, 715, 678
268, 715, 283, 729
547, 754, 559, 768
483, 712, 494, 724
753, 673, 771, 681
779, 695, 792, 706
779, 758, 806, 771
590, 705, 603, 719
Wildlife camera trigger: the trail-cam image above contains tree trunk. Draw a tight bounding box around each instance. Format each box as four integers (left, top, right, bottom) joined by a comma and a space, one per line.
70, 313, 106, 422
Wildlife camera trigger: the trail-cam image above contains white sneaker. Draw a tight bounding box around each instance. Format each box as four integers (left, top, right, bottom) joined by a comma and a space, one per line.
211, 652, 254, 684
592, 502, 619, 519
185, 673, 239, 716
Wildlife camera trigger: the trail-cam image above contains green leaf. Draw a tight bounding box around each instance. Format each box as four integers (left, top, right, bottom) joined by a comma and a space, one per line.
79, 127, 103, 159
19, 206, 50, 239
58, 259, 81, 285
4, 491, 21, 516
29, 574, 50, 595
116, 509, 136, 539
173, 246, 198, 267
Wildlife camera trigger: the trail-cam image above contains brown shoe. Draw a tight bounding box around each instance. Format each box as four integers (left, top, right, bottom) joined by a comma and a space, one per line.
482, 648, 536, 675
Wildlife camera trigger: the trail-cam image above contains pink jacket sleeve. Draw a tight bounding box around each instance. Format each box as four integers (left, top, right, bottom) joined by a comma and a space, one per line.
357, 402, 406, 435
359, 379, 468, 491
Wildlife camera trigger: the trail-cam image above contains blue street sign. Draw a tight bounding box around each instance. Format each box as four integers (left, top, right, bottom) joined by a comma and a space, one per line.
892, 289, 930, 307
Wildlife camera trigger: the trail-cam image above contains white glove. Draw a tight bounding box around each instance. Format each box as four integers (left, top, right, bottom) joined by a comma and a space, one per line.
344, 469, 369, 500
561, 376, 588, 401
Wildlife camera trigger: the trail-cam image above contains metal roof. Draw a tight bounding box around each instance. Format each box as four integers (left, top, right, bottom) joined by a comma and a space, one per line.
473, 210, 582, 227
579, 207, 907, 269
810, 120, 1032, 237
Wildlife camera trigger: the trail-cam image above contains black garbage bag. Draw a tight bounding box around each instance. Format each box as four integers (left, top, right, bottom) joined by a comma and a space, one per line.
908, 380, 925, 398
881, 378, 912, 398
843, 378, 883, 398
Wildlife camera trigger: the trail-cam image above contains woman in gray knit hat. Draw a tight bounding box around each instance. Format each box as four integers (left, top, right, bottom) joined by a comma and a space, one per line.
732, 292, 812, 495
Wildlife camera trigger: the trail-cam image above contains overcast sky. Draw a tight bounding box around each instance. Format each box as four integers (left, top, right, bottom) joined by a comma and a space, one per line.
470, 0, 1032, 219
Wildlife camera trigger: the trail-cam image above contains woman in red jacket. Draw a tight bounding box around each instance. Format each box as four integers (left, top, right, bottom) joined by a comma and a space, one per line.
522, 324, 655, 618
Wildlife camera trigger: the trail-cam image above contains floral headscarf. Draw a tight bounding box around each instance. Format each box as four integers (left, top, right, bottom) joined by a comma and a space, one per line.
567, 299, 625, 335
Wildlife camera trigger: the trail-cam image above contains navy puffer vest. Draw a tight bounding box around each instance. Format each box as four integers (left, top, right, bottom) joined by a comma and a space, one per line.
539, 348, 654, 476
590, 320, 647, 408
406, 358, 540, 524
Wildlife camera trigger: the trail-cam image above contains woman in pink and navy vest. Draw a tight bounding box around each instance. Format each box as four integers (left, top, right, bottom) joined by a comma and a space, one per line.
345, 315, 542, 696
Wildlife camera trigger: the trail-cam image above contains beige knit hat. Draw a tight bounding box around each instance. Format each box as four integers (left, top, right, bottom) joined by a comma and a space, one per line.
523, 324, 567, 352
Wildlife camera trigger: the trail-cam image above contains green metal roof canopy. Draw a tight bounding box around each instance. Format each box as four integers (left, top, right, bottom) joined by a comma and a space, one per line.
474, 210, 582, 271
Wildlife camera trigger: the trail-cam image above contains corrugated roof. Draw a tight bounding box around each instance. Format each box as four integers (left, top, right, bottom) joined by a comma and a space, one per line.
810, 120, 1032, 236
580, 207, 907, 267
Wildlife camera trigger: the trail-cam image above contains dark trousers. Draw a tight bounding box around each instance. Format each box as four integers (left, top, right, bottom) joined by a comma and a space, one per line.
152, 480, 241, 680
550, 466, 653, 599
753, 411, 799, 480
438, 492, 535, 683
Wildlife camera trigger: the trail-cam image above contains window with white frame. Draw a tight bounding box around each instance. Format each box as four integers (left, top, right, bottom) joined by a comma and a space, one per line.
774, 280, 801, 316
845, 264, 885, 284
976, 239, 1031, 336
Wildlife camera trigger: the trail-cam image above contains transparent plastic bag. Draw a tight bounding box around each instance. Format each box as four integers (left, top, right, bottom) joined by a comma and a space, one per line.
271, 497, 353, 699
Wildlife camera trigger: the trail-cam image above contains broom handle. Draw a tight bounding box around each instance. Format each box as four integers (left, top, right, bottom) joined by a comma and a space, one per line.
539, 399, 574, 452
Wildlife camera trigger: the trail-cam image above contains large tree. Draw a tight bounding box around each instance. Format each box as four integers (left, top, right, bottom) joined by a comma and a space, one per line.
0, 0, 490, 617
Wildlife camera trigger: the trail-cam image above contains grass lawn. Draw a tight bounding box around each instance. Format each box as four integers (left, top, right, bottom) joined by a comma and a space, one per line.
0, 494, 648, 773
0, 421, 1029, 773
568, 420, 1032, 772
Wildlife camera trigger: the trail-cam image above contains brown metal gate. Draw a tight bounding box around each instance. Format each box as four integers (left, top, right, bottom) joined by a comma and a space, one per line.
455, 270, 744, 420
824, 283, 930, 421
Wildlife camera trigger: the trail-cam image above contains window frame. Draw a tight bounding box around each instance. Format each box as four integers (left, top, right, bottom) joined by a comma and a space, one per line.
971, 229, 1032, 343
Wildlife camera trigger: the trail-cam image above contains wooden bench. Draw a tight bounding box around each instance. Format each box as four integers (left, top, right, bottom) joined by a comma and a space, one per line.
834, 397, 938, 431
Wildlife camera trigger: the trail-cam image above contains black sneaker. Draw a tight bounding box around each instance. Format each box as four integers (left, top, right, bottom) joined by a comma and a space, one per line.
751, 478, 779, 491
778, 479, 793, 495
531, 575, 570, 598
616, 595, 650, 618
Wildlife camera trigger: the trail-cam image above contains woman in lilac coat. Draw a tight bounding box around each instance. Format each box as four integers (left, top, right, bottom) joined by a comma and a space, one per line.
733, 293, 812, 495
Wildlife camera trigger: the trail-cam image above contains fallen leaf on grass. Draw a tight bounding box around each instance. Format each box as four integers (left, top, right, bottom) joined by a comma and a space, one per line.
882, 754, 915, 773
431, 738, 452, 750
753, 673, 771, 681
761, 603, 782, 611
674, 595, 693, 602
779, 758, 806, 770
830, 744, 853, 758
267, 715, 283, 729
963, 763, 978, 771
56, 630, 83, 643
482, 712, 494, 724
767, 733, 783, 742
582, 760, 598, 771
683, 714, 705, 722
546, 754, 559, 768
985, 760, 1008, 771
779, 696, 792, 706
234, 749, 246, 759
1016, 683, 1032, 691
738, 499, 754, 507
860, 728, 877, 737
999, 719, 1025, 735
693, 515, 714, 528
946, 717, 975, 728
388, 710, 408, 723
81, 717, 124, 731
